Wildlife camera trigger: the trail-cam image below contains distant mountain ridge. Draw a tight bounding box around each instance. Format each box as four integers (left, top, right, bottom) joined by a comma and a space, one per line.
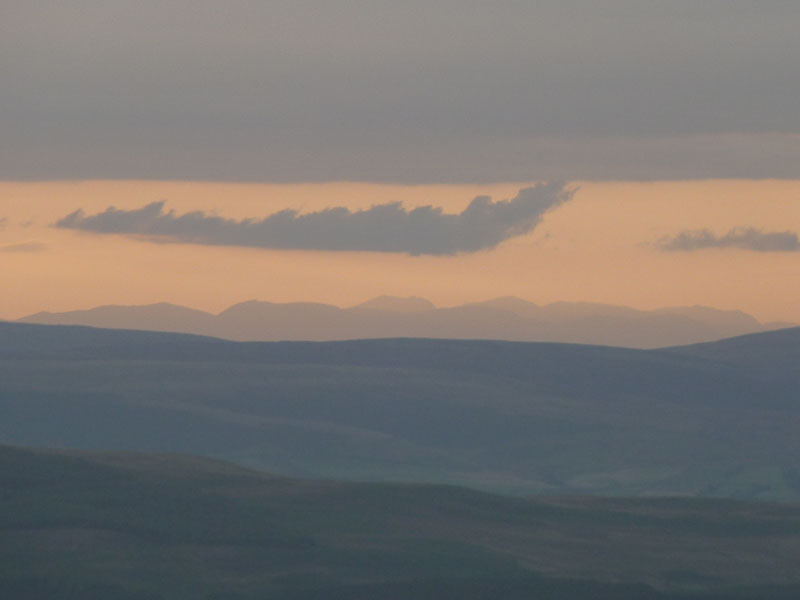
19, 296, 791, 348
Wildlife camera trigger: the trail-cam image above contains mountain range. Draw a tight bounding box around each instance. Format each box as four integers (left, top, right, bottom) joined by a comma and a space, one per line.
18, 296, 794, 348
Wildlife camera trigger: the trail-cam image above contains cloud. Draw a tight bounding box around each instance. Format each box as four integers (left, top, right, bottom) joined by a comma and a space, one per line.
54, 183, 573, 255
0, 218, 7, 230
0, 241, 47, 253
2, 3, 799, 182
658, 227, 800, 252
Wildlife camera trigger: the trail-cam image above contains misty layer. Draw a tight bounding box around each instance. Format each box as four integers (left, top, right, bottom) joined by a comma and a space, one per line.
658, 227, 800, 252
54, 183, 572, 255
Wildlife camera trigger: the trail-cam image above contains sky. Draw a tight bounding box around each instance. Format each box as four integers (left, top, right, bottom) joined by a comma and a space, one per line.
1, 2, 799, 322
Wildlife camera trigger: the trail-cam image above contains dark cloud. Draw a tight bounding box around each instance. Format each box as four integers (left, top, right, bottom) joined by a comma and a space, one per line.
2, 2, 799, 182
659, 227, 800, 252
54, 183, 572, 255
0, 241, 47, 253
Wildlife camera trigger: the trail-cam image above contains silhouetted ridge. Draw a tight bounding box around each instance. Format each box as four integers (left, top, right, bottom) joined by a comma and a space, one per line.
19, 297, 789, 348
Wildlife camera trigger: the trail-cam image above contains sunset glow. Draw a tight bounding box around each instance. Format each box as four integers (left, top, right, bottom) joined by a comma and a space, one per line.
1, 179, 798, 323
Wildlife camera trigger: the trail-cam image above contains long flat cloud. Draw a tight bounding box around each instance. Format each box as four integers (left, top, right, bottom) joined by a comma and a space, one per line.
3, 2, 799, 181
54, 183, 572, 255
659, 227, 800, 252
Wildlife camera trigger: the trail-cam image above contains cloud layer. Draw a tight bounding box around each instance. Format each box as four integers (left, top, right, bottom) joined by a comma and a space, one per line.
659, 227, 800, 252
55, 183, 572, 255
3, 3, 799, 181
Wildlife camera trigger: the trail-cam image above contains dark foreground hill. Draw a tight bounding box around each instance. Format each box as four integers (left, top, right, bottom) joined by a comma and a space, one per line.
668, 325, 800, 381
2, 321, 800, 498
3, 445, 800, 600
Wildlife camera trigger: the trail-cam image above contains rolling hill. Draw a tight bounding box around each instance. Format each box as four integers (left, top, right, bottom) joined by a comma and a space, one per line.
3, 445, 800, 599
1, 321, 799, 499
667, 325, 800, 380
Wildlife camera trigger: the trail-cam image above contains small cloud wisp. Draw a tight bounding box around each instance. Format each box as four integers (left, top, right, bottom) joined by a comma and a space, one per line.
658, 227, 800, 252
0, 241, 47, 253
54, 183, 573, 255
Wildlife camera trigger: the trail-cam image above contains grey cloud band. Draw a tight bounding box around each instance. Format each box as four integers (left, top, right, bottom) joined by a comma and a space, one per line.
55, 183, 572, 255
659, 227, 800, 252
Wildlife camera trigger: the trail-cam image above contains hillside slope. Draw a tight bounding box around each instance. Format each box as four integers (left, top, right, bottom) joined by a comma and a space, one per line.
666, 326, 800, 380
2, 322, 799, 499
3, 445, 800, 599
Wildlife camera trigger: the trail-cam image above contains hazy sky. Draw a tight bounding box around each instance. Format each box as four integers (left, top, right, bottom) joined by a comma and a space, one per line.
3, 1, 799, 181
2, 179, 799, 323
1, 3, 799, 322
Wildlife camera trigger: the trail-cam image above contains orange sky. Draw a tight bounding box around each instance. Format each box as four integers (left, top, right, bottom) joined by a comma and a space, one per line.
1, 179, 799, 323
